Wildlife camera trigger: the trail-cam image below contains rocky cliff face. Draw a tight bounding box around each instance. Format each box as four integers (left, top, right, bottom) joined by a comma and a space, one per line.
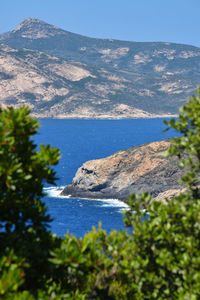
0, 18, 200, 118
61, 140, 184, 201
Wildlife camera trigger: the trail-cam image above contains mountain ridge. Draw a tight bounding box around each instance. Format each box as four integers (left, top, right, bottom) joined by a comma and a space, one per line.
0, 18, 200, 118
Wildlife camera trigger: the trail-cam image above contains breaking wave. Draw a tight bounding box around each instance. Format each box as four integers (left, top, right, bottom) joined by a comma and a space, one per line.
44, 186, 71, 198
44, 186, 129, 209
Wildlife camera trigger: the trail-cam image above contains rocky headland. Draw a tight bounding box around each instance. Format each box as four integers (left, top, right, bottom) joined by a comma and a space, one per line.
61, 140, 184, 201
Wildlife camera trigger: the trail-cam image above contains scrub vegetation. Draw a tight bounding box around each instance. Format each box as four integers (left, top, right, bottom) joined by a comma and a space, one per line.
1, 89, 200, 299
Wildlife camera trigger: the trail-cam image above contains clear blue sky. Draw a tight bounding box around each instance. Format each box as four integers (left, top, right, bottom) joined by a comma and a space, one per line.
1, 0, 200, 47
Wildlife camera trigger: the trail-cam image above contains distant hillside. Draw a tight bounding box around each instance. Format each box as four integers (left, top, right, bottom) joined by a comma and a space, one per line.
0, 18, 200, 118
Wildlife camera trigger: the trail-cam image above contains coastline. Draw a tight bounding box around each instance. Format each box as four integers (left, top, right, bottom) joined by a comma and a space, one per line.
32, 113, 177, 120
60, 140, 183, 202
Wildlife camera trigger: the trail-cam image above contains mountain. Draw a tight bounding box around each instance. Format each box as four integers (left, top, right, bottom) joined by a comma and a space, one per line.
0, 43, 162, 118
0, 18, 200, 118
61, 140, 184, 201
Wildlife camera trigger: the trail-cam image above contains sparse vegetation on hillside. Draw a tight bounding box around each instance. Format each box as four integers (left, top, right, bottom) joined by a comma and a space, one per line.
1, 19, 200, 117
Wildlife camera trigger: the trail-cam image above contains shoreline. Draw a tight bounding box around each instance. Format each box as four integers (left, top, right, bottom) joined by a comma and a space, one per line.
33, 114, 177, 120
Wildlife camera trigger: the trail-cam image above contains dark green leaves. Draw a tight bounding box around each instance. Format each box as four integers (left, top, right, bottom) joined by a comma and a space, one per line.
2, 87, 200, 299
0, 106, 60, 291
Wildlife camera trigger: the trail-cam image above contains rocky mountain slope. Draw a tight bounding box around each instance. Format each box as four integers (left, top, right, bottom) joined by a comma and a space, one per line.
1, 18, 200, 118
0, 43, 162, 118
61, 140, 184, 201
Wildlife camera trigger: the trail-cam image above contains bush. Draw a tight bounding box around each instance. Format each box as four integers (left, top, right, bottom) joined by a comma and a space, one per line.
0, 106, 60, 291
49, 89, 200, 299
1, 89, 200, 299
0, 249, 34, 299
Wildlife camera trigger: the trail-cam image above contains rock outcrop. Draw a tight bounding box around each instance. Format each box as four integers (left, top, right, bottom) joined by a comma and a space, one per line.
61, 140, 184, 201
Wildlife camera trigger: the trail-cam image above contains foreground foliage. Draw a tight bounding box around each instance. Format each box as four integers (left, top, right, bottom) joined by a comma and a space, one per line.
0, 106, 60, 292
1, 89, 200, 299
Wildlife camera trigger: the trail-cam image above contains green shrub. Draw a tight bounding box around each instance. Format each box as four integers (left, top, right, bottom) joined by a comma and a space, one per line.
1, 89, 200, 299
0, 106, 60, 291
49, 89, 200, 299
0, 249, 34, 299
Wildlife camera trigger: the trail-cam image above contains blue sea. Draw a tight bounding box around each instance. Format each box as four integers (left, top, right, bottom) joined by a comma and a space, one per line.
35, 119, 177, 237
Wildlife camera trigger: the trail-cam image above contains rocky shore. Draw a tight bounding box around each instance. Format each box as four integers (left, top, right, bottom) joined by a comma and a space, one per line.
60, 140, 184, 201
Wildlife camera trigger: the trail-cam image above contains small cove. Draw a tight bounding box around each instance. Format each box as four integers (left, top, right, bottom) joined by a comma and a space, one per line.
35, 118, 178, 237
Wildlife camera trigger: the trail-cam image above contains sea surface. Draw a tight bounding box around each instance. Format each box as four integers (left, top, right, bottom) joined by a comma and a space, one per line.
35, 118, 178, 237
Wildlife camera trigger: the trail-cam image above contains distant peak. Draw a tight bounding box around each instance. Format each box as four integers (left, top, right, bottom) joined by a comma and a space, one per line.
13, 17, 62, 39
21, 17, 40, 22
14, 17, 47, 30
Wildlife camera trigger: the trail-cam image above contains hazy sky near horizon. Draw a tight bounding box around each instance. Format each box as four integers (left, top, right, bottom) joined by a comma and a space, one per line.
1, 0, 200, 47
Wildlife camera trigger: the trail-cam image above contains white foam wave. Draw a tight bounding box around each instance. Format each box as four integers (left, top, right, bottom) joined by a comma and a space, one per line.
44, 186, 71, 198
44, 186, 129, 209
96, 199, 129, 209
